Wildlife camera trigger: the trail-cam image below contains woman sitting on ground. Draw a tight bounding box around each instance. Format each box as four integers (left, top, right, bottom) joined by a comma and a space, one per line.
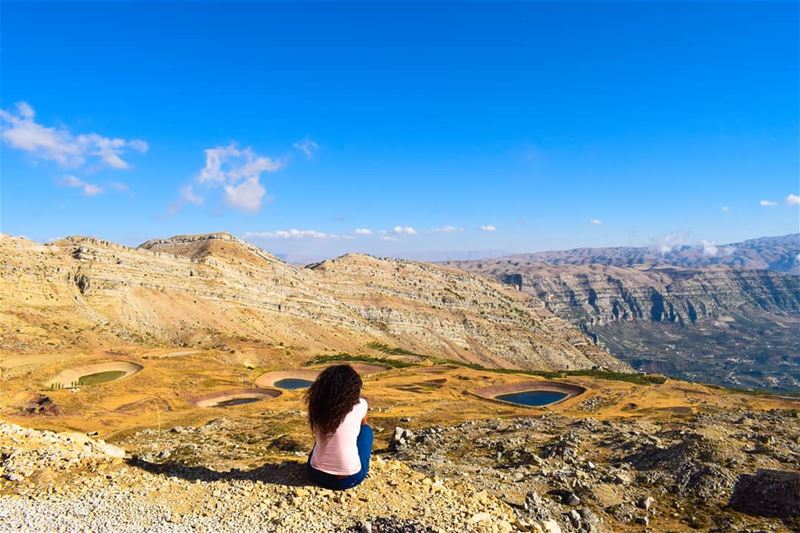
305, 364, 373, 490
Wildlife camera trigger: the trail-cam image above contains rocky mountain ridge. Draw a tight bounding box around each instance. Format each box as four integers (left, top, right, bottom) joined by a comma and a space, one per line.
468, 233, 799, 273
0, 232, 624, 372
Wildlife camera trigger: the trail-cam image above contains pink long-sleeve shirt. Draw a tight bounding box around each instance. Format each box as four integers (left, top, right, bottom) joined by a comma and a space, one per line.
309, 398, 368, 476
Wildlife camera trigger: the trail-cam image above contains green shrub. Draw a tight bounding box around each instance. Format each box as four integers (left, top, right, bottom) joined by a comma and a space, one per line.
304, 353, 414, 369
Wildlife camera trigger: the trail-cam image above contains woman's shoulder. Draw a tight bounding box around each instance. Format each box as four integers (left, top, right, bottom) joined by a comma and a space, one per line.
357, 397, 368, 411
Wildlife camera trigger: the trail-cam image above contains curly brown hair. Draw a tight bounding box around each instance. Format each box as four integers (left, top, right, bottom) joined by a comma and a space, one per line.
305, 364, 362, 439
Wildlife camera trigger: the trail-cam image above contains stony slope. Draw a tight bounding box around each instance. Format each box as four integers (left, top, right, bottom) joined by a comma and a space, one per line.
308, 254, 621, 370
0, 233, 626, 372
3, 374, 798, 532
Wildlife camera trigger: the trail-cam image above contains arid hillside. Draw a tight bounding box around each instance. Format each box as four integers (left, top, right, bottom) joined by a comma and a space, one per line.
0, 232, 625, 372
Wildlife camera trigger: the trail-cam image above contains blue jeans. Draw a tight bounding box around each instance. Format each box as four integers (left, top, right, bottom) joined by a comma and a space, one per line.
307, 424, 373, 490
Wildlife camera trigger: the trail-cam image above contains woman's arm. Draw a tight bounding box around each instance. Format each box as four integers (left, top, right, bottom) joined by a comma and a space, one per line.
360, 397, 369, 425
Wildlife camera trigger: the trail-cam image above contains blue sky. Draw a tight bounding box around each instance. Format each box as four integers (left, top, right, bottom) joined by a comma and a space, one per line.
1, 1, 798, 262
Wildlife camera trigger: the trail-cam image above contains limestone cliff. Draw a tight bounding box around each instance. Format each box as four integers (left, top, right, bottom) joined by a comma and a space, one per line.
448, 263, 800, 327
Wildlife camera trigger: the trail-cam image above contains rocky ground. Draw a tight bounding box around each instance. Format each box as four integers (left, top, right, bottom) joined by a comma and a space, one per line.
0, 421, 519, 532
389, 409, 800, 532
2, 404, 799, 532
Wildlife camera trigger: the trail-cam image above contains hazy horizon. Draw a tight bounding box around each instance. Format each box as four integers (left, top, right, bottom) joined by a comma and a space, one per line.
5, 229, 796, 266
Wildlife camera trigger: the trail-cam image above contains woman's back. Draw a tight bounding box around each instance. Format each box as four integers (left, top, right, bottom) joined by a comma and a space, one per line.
305, 364, 373, 490
309, 398, 368, 475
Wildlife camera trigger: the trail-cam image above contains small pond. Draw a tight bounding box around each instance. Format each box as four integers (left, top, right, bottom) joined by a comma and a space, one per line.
78, 371, 128, 386
495, 390, 568, 407
214, 397, 267, 407
193, 388, 281, 408
273, 378, 313, 390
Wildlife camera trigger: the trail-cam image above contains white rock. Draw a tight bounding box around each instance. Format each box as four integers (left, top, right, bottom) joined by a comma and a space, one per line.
539, 519, 562, 533
468, 512, 493, 524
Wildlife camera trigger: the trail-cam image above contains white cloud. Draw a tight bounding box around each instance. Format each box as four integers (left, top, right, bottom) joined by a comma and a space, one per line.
354, 228, 372, 235
0, 101, 147, 169
244, 229, 352, 240
224, 177, 265, 213
198, 144, 281, 184
786, 194, 800, 206
60, 175, 102, 196
109, 181, 129, 192
700, 240, 719, 257
479, 225, 496, 232
393, 226, 417, 235
380, 235, 398, 241
721, 206, 730, 213
429, 225, 462, 234
176, 143, 282, 214
293, 138, 319, 159
651, 232, 687, 254
759, 199, 777, 207
589, 219, 602, 225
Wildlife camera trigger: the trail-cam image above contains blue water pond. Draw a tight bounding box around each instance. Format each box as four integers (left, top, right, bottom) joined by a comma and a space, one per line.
495, 390, 568, 407
273, 378, 313, 390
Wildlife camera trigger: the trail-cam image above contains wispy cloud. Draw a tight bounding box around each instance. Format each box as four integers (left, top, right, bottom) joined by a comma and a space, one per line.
354, 228, 372, 235
589, 219, 602, 225
293, 138, 319, 159
166, 185, 204, 215
700, 239, 734, 257
244, 229, 353, 240
392, 226, 417, 235
0, 101, 147, 169
60, 175, 102, 196
721, 206, 731, 213
479, 225, 496, 232
181, 185, 204, 206
786, 193, 800, 206
380, 235, 398, 241
759, 199, 777, 207
429, 225, 462, 234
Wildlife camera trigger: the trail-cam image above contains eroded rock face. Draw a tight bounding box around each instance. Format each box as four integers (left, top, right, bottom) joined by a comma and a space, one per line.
446, 263, 800, 327
445, 242, 800, 390
0, 233, 626, 372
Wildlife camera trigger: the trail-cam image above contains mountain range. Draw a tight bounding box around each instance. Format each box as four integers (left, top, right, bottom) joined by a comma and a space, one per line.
445, 234, 800, 390
0, 232, 623, 372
